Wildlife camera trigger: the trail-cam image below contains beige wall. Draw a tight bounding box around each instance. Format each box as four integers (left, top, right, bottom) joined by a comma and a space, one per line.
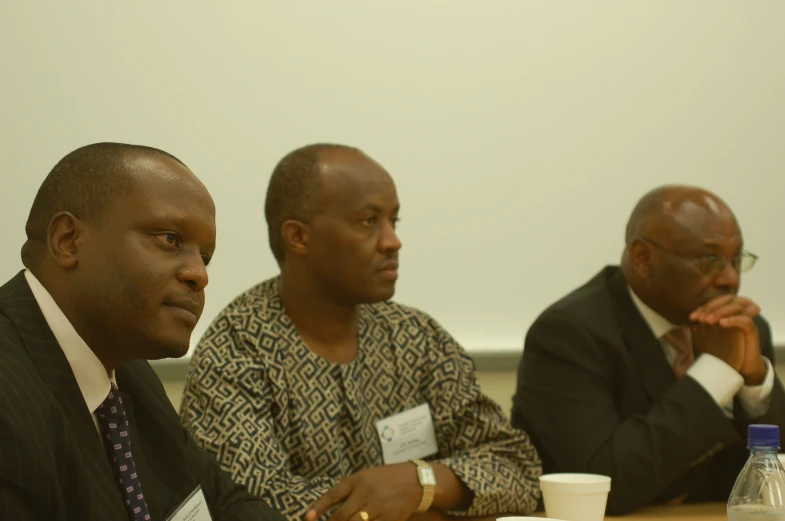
5, 3, 785, 358
161, 361, 785, 420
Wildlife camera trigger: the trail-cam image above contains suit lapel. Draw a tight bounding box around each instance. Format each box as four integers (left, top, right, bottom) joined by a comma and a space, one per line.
606, 268, 676, 402
0, 272, 121, 496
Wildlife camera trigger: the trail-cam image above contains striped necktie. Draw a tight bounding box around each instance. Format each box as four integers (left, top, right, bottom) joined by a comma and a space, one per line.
664, 326, 694, 379
95, 384, 152, 521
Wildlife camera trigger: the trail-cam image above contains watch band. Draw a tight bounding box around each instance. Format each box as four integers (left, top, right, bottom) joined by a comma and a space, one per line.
412, 459, 436, 513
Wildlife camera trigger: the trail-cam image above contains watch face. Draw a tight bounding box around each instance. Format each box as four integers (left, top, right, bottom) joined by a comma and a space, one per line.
420, 467, 436, 485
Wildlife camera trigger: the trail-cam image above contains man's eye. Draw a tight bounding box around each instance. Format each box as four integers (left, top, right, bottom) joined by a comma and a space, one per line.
154, 233, 180, 247
363, 216, 377, 225
699, 255, 724, 272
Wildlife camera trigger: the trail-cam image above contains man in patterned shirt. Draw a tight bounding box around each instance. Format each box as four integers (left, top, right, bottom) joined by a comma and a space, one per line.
180, 143, 542, 521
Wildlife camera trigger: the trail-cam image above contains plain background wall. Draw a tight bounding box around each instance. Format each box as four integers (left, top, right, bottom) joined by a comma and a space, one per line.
2, 2, 784, 360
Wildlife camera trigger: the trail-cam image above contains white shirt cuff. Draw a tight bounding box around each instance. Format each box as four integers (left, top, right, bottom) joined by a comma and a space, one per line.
737, 357, 774, 419
686, 354, 743, 409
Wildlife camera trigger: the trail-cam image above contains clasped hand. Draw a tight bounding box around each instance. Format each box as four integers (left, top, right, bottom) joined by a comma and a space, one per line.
689, 295, 766, 385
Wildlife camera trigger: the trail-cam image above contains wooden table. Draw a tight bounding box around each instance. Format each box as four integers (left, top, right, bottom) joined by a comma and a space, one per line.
605, 503, 725, 521
460, 502, 727, 521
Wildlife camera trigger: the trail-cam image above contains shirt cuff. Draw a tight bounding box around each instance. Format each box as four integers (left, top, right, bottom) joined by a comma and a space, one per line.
737, 357, 774, 419
686, 354, 743, 409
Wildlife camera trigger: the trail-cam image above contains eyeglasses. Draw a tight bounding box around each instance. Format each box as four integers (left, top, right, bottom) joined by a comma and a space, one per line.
640, 238, 758, 275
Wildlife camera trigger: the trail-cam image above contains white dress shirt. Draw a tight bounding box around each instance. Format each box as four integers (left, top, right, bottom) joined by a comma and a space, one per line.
628, 286, 773, 419
24, 269, 116, 435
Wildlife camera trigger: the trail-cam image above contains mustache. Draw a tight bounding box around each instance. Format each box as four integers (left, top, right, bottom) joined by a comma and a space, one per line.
378, 257, 399, 270
164, 296, 203, 317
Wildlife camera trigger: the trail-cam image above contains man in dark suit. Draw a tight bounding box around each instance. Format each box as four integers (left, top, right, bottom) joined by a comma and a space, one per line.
512, 185, 785, 514
0, 143, 285, 521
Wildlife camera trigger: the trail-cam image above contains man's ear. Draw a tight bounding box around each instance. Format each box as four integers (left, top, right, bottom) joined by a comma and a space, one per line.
629, 240, 652, 278
47, 212, 84, 270
281, 219, 310, 259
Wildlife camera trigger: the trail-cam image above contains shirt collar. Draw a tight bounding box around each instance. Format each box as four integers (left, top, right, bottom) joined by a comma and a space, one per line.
627, 285, 677, 339
24, 270, 116, 413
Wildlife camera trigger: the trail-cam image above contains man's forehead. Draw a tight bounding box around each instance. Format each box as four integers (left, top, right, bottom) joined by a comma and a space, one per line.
124, 153, 192, 183
318, 156, 394, 203
109, 155, 214, 216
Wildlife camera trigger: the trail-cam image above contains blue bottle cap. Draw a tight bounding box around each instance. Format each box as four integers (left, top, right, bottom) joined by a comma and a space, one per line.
749, 424, 780, 449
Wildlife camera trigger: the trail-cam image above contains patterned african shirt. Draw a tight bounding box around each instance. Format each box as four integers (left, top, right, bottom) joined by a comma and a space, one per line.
179, 278, 541, 519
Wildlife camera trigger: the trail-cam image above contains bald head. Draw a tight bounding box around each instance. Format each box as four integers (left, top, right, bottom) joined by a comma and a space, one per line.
264, 143, 363, 263
22, 143, 187, 269
624, 185, 738, 246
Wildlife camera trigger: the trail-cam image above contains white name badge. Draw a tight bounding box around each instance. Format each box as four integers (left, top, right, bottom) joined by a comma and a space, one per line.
376, 403, 439, 464
166, 485, 213, 521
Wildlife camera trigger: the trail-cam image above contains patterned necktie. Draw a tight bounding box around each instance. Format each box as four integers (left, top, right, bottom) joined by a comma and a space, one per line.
663, 327, 692, 505
95, 384, 152, 521
664, 326, 694, 379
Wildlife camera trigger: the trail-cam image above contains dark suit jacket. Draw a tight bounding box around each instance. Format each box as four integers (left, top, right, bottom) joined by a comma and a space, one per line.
0, 271, 286, 521
511, 266, 785, 514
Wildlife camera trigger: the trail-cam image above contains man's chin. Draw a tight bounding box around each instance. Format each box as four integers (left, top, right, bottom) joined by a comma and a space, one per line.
144, 340, 191, 361
364, 286, 396, 304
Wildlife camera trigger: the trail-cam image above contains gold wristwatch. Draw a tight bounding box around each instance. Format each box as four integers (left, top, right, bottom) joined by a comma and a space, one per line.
412, 459, 436, 513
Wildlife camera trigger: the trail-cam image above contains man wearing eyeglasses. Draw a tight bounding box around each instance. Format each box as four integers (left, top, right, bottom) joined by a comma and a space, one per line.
511, 185, 785, 514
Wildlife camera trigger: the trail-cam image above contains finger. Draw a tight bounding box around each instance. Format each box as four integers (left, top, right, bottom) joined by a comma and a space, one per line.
692, 294, 735, 316
691, 295, 758, 322
690, 307, 708, 322
701, 301, 748, 323
690, 306, 708, 321
738, 301, 761, 318
308, 481, 354, 521
326, 498, 370, 521
705, 297, 759, 318
718, 315, 758, 333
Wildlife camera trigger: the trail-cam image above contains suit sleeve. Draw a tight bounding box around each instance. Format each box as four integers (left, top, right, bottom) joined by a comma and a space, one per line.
421, 318, 542, 516
512, 311, 742, 514
179, 314, 341, 521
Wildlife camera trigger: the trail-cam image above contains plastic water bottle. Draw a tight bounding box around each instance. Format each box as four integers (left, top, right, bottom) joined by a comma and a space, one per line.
728, 424, 785, 521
